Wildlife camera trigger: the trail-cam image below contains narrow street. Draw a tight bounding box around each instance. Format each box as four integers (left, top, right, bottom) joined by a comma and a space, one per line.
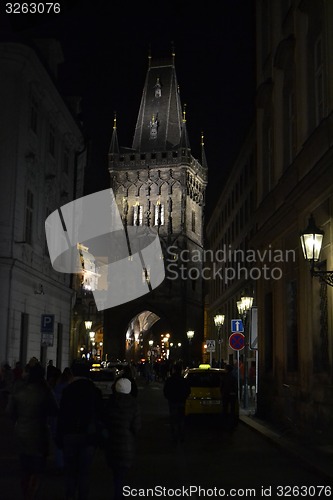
1, 378, 331, 499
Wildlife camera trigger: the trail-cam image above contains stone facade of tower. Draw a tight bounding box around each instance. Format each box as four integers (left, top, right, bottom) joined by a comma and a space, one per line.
104, 56, 207, 363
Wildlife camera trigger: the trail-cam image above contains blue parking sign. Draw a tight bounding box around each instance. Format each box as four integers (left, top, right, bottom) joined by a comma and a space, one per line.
41, 314, 55, 333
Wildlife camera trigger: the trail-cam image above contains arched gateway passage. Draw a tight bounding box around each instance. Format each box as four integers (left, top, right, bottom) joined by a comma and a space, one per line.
125, 310, 159, 361
123, 310, 180, 363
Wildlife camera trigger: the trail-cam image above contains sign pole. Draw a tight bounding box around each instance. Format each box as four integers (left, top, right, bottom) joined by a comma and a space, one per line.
209, 350, 212, 367
237, 350, 240, 404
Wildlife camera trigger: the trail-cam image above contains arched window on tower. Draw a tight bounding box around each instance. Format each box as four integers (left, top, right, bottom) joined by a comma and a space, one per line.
154, 202, 164, 226
133, 204, 143, 226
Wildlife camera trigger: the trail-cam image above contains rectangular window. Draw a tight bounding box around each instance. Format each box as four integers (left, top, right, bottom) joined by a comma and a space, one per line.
286, 280, 299, 372
263, 123, 273, 194
261, 0, 271, 64
20, 313, 29, 365
154, 203, 164, 226
313, 275, 329, 373
63, 149, 69, 174
49, 125, 56, 157
191, 210, 196, 233
264, 292, 273, 372
30, 94, 38, 133
44, 208, 51, 255
314, 36, 324, 125
56, 323, 63, 369
288, 91, 296, 163
25, 189, 34, 244
133, 204, 143, 226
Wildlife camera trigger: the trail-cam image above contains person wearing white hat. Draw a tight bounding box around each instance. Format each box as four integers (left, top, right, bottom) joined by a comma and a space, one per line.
103, 378, 141, 500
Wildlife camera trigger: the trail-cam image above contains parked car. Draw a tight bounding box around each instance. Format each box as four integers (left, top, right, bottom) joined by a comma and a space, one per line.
184, 364, 239, 417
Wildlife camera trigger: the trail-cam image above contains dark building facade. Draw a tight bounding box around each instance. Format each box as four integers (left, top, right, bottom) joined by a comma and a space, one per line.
104, 55, 208, 363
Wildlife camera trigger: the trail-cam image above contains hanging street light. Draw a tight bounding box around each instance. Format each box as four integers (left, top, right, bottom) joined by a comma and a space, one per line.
187, 330, 195, 367
213, 314, 225, 367
300, 214, 333, 286
237, 291, 253, 410
84, 320, 93, 330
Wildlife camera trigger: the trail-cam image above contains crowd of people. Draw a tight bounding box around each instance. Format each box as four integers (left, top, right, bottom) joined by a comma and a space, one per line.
1, 359, 141, 500
0, 356, 256, 499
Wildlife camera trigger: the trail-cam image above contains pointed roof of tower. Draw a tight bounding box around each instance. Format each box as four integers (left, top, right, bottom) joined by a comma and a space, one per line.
109, 112, 119, 155
132, 54, 184, 152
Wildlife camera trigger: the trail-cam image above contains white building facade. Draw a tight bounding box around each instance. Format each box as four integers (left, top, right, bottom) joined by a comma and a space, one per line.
0, 40, 86, 370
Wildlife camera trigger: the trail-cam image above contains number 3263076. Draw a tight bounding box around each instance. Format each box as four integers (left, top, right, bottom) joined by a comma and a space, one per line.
5, 3, 61, 14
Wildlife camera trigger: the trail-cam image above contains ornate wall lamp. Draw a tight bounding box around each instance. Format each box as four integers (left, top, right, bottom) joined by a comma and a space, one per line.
187, 330, 195, 366
237, 291, 253, 410
300, 214, 333, 287
213, 314, 225, 367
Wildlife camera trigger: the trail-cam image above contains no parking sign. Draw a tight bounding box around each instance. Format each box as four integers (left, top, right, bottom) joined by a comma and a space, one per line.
229, 332, 245, 351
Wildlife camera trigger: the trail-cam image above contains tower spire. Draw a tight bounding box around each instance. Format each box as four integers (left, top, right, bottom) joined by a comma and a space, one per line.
171, 40, 175, 65
180, 103, 191, 153
148, 44, 152, 67
201, 130, 208, 169
109, 111, 119, 155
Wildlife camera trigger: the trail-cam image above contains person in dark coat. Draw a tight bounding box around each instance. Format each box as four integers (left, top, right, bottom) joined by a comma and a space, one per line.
220, 363, 238, 432
163, 362, 191, 443
56, 361, 103, 500
6, 361, 59, 500
103, 377, 141, 500
113, 364, 138, 398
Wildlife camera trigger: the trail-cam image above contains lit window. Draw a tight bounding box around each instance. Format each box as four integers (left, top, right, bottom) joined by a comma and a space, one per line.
154, 203, 164, 226
133, 204, 143, 226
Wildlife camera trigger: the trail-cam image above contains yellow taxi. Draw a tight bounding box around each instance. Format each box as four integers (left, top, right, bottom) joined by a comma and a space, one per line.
184, 364, 226, 416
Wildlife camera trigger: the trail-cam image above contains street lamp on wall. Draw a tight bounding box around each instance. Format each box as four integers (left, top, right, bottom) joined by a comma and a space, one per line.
187, 330, 195, 367
237, 292, 253, 410
84, 321, 93, 357
300, 214, 333, 286
148, 339, 154, 365
84, 321, 93, 331
213, 314, 225, 367
89, 331, 95, 359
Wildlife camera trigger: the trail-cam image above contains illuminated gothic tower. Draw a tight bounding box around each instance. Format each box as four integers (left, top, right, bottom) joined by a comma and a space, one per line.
104, 53, 208, 362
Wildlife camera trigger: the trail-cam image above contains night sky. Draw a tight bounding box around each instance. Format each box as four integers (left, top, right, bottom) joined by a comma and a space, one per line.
3, 0, 256, 218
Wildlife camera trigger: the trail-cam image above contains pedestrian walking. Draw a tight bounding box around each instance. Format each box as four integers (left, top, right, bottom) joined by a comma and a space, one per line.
46, 360, 61, 389
6, 361, 59, 500
0, 362, 14, 408
248, 360, 256, 399
113, 364, 138, 397
103, 377, 141, 500
56, 361, 103, 500
50, 367, 73, 473
163, 362, 191, 444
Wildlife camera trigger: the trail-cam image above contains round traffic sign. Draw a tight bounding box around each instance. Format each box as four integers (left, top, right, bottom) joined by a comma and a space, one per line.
229, 332, 245, 351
